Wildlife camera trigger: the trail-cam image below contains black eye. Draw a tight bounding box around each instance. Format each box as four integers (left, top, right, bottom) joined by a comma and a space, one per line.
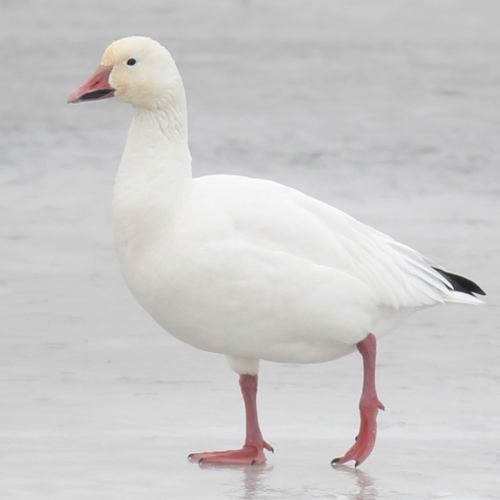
127, 58, 137, 66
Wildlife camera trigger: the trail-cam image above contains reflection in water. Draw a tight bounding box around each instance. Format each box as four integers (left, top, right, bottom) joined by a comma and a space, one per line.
332, 465, 379, 500
199, 462, 273, 500
198, 461, 379, 500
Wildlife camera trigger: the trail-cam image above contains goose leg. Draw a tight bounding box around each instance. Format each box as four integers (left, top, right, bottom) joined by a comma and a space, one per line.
188, 374, 273, 465
332, 333, 384, 467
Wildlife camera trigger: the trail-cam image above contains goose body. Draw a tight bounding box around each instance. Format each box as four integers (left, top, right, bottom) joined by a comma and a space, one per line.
116, 171, 476, 364
68, 36, 484, 467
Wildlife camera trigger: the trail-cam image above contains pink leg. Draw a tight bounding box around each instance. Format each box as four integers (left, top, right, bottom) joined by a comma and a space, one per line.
332, 333, 385, 468
188, 374, 273, 465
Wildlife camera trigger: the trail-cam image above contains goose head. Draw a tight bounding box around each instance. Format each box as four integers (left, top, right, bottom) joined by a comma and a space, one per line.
67, 36, 184, 111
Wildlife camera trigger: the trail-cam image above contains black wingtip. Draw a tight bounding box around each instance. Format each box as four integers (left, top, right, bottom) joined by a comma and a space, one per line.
432, 267, 486, 296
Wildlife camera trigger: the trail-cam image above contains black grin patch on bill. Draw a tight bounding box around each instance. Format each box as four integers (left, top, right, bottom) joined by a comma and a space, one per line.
80, 89, 114, 100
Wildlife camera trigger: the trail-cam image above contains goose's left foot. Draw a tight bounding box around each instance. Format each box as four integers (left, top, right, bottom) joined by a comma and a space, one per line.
331, 395, 384, 467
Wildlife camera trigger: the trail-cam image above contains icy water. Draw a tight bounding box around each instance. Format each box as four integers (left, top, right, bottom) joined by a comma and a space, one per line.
1, 1, 500, 498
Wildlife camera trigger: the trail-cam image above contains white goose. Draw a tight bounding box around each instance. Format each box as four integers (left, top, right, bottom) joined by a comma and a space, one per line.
68, 36, 485, 467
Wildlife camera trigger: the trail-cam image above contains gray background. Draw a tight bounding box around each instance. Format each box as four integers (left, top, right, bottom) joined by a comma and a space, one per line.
1, 1, 499, 498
